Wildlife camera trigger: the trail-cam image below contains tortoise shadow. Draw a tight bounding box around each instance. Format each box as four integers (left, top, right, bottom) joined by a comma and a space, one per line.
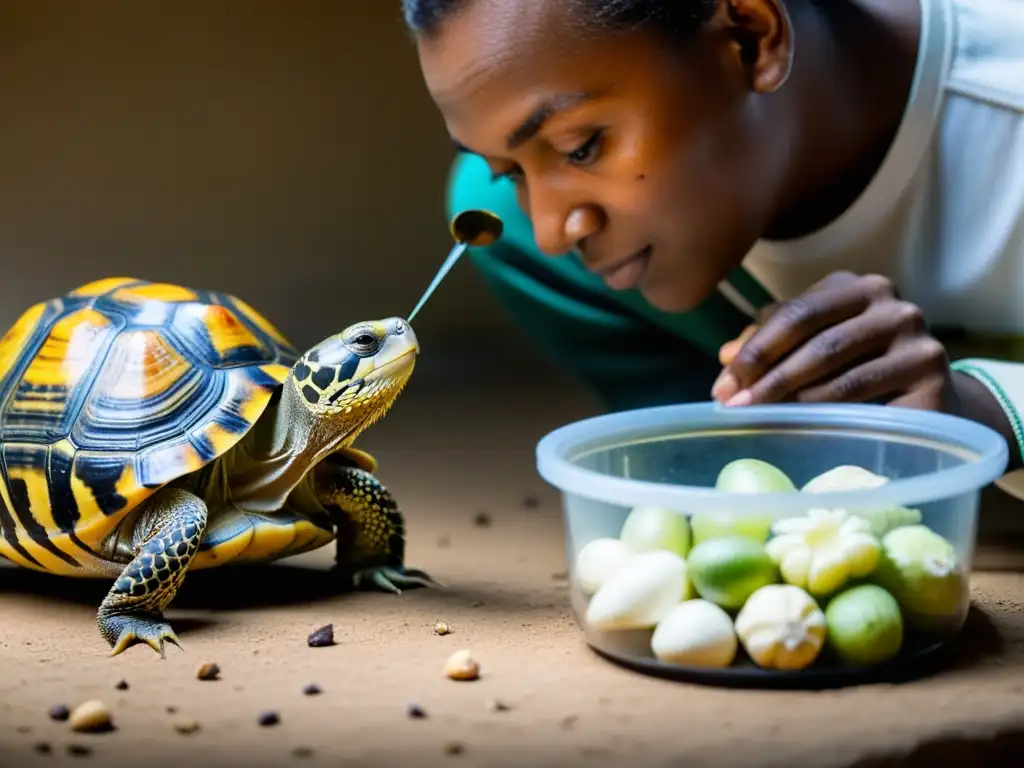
0, 561, 565, 617
0, 561, 355, 610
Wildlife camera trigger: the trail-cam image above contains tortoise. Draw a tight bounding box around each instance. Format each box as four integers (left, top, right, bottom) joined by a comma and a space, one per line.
0, 276, 435, 657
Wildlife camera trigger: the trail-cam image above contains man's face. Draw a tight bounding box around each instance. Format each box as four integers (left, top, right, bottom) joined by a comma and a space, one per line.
415, 0, 795, 312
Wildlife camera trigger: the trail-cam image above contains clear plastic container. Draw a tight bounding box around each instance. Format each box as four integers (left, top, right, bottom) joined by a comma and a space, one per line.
536, 402, 1008, 688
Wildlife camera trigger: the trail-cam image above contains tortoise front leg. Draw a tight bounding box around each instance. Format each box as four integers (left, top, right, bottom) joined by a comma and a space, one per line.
316, 464, 438, 594
97, 487, 208, 658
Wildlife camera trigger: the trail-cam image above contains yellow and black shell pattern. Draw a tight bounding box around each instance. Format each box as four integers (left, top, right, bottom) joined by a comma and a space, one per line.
0, 277, 298, 576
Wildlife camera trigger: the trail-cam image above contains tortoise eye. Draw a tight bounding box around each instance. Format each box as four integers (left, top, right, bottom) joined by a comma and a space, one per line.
352, 333, 377, 349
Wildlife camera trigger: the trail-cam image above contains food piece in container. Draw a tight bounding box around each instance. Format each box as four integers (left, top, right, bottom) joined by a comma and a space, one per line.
765, 508, 881, 598
585, 551, 690, 631
650, 599, 738, 668
735, 584, 827, 671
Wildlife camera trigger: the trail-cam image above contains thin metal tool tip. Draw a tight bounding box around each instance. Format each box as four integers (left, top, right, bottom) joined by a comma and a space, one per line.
407, 209, 504, 322
407, 242, 468, 322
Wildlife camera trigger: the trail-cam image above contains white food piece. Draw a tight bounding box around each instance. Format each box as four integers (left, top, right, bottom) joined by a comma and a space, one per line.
585, 550, 689, 631
801, 465, 889, 493
651, 599, 738, 667
765, 508, 881, 597
574, 537, 635, 595
734, 584, 827, 670
801, 465, 922, 537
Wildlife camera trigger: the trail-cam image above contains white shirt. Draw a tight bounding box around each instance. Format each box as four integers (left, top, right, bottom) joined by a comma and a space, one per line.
724, 0, 1024, 500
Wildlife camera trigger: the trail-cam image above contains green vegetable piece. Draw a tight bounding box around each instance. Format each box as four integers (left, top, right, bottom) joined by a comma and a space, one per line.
715, 459, 797, 494
689, 459, 792, 547
620, 506, 691, 558
871, 525, 968, 632
687, 536, 779, 611
690, 512, 773, 546
825, 584, 904, 666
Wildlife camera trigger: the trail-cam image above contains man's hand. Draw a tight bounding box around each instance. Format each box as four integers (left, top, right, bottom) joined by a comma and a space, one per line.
712, 271, 958, 412
712, 270, 1021, 469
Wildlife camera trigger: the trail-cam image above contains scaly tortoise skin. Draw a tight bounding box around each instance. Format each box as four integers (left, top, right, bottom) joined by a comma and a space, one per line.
0, 277, 434, 657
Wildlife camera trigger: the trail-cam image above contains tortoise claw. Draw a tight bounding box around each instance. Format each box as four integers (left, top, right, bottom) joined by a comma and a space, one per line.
103, 613, 183, 659
349, 565, 444, 594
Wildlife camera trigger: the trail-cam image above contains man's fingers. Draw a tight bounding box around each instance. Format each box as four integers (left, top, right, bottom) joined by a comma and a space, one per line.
718, 323, 760, 366
743, 307, 899, 404
716, 280, 872, 400
795, 337, 947, 404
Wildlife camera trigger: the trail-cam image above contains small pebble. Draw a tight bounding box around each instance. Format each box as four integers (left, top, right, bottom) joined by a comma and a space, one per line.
166, 706, 179, 714
67, 744, 92, 757
433, 621, 451, 636
473, 511, 491, 527
560, 714, 578, 730
16, 725, 31, 734
257, 710, 280, 727
444, 649, 480, 681
68, 700, 114, 733
33, 742, 51, 754
293, 747, 314, 758
444, 741, 465, 755
173, 718, 201, 735
522, 494, 539, 509
307, 624, 335, 648
407, 703, 427, 719
486, 699, 511, 712
114, 680, 129, 691
48, 704, 70, 721
196, 662, 220, 681
302, 683, 322, 696
437, 535, 450, 548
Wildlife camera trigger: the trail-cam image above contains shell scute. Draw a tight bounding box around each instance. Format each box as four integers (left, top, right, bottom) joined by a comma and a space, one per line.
3, 467, 80, 570
171, 301, 283, 370
110, 282, 200, 304
69, 327, 216, 453
67, 277, 141, 297
0, 304, 125, 446
0, 302, 49, 386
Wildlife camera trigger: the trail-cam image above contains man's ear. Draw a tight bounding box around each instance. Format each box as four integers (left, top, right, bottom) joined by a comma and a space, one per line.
710, 0, 796, 93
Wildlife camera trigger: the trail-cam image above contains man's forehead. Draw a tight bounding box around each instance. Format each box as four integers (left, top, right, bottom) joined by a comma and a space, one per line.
417, 0, 579, 105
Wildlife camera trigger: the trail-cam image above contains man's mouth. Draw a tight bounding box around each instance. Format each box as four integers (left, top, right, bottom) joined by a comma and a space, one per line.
596, 245, 652, 291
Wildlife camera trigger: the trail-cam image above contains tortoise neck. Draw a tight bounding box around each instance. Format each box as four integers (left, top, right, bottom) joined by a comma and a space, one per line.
262, 383, 314, 460
226, 381, 350, 513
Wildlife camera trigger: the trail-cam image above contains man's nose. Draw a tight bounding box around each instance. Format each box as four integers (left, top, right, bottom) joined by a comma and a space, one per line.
528, 192, 603, 257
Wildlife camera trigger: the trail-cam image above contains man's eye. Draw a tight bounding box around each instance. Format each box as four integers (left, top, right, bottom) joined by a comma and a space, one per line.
566, 129, 605, 166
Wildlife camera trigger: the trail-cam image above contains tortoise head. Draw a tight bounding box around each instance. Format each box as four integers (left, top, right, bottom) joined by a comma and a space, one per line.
290, 317, 418, 433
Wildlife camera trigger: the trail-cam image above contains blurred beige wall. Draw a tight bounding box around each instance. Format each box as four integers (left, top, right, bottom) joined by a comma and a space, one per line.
0, 1, 553, 385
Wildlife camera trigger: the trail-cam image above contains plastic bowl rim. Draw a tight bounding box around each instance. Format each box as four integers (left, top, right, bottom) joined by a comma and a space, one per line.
534, 401, 1009, 514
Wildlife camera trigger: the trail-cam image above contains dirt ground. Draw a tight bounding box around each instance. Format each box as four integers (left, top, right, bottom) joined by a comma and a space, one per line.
2, 372, 1024, 768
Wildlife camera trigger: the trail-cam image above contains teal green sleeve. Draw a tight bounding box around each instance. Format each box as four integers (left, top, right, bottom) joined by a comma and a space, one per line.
445, 153, 761, 412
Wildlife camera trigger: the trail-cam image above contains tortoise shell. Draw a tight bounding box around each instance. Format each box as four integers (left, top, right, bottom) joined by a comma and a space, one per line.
0, 277, 299, 575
